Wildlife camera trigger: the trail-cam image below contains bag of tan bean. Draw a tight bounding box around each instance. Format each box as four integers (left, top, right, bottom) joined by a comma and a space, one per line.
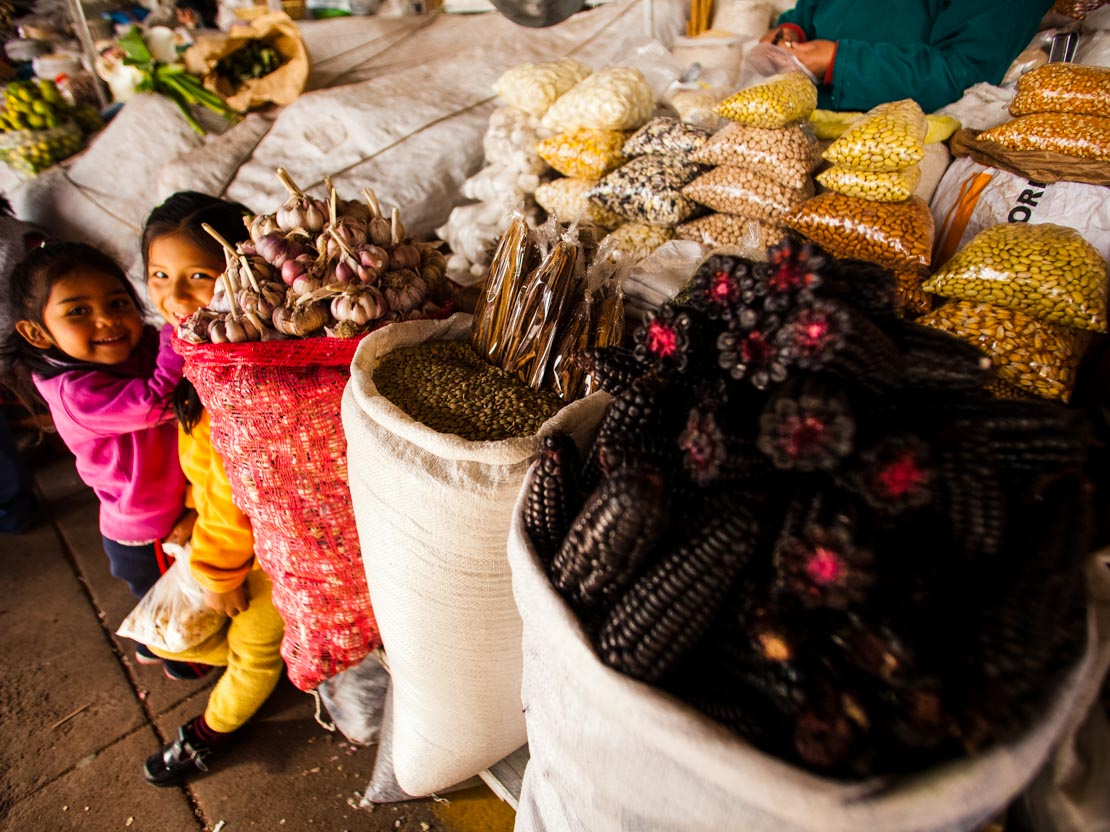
691, 121, 820, 190
675, 213, 786, 253
683, 166, 813, 224
507, 471, 1105, 832
341, 313, 608, 796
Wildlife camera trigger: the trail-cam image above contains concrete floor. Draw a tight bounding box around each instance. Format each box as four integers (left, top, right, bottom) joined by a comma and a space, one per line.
0, 440, 516, 832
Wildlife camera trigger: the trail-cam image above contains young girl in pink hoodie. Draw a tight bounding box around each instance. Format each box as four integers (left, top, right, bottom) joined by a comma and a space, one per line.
3, 242, 204, 679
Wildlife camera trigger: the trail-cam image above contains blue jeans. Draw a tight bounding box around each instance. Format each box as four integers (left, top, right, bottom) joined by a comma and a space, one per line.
101, 536, 168, 599
0, 411, 36, 534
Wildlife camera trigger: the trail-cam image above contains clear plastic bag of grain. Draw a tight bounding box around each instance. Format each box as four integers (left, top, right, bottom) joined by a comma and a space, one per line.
977, 113, 1110, 161
602, 222, 675, 264
535, 178, 625, 230
690, 121, 820, 190
895, 269, 931, 317
1009, 64, 1110, 120
586, 155, 706, 227
484, 106, 548, 174
922, 223, 1109, 332
788, 191, 934, 271
822, 99, 927, 172
816, 164, 922, 203
683, 166, 813, 224
919, 300, 1090, 402
712, 71, 817, 129
675, 213, 786, 254
493, 58, 593, 118
622, 117, 712, 157
536, 128, 630, 180
667, 87, 726, 132
540, 67, 655, 133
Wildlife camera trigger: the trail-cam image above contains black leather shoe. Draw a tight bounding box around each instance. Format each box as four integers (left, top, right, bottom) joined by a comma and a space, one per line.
143, 725, 214, 787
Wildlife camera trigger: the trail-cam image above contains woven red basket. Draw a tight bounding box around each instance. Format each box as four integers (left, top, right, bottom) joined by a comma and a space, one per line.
175, 333, 378, 691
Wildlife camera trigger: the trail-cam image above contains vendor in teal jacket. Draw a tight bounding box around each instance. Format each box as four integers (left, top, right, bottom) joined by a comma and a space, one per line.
761, 0, 1053, 113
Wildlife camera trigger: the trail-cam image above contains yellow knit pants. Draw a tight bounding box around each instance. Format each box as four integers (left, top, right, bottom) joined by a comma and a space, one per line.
153, 569, 285, 733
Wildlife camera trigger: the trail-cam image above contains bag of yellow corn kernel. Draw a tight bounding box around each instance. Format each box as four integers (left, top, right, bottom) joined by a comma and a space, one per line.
817, 164, 922, 203
536, 129, 630, 180
691, 121, 820, 191
922, 223, 1109, 332
979, 113, 1110, 162
682, 166, 814, 225
787, 192, 934, 272
535, 177, 624, 230
1010, 64, 1110, 120
823, 99, 927, 173
713, 71, 817, 130
919, 300, 1090, 402
493, 58, 592, 118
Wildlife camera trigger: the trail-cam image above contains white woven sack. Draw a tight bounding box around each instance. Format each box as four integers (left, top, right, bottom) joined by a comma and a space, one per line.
507, 465, 1101, 832
342, 313, 608, 796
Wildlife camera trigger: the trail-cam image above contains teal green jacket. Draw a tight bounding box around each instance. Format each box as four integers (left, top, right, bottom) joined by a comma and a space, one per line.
778, 0, 1053, 112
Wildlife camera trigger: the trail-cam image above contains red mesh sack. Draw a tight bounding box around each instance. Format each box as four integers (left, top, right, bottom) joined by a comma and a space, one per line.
175, 334, 378, 691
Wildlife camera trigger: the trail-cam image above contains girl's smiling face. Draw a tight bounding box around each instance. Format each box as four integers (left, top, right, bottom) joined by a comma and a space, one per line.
33, 270, 144, 365
146, 234, 223, 327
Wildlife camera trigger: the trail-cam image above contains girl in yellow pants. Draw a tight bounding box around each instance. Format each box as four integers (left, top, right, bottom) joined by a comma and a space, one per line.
142, 192, 286, 786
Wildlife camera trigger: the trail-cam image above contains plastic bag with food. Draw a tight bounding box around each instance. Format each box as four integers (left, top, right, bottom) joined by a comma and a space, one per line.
493, 58, 593, 118
117, 543, 227, 654
978, 113, 1110, 161
540, 67, 654, 133
922, 223, 1109, 332
690, 120, 820, 190
817, 165, 922, 203
602, 222, 675, 264
713, 71, 817, 129
1009, 63, 1110, 119
484, 106, 548, 174
683, 165, 813, 223
536, 129, 630, 180
622, 117, 712, 157
823, 99, 927, 172
586, 155, 706, 227
535, 178, 625, 230
675, 213, 785, 252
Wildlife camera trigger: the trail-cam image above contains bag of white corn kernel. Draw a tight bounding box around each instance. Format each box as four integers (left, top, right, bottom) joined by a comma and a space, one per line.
817, 165, 921, 203
492, 58, 592, 118
919, 300, 1089, 402
713, 71, 817, 129
930, 157, 1110, 267
540, 67, 655, 134
536, 128, 630, 180
342, 313, 608, 796
506, 468, 1103, 832
586, 155, 707, 227
923, 223, 1109, 332
691, 121, 820, 190
535, 177, 625, 230
823, 99, 927, 173
683, 166, 813, 224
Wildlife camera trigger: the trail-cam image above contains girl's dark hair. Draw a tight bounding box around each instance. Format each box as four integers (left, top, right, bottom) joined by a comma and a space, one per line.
0, 242, 143, 400
142, 191, 251, 434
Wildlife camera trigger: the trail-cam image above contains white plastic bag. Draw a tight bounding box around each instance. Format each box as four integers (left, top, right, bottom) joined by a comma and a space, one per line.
317, 650, 391, 746
342, 313, 608, 797
117, 543, 227, 654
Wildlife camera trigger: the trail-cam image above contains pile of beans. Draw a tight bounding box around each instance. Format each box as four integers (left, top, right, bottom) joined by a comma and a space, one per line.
713, 71, 817, 129
493, 58, 591, 118
788, 192, 934, 271
536, 128, 629, 179
675, 213, 785, 252
816, 165, 921, 203
540, 67, 654, 133
622, 117, 711, 157
586, 155, 706, 227
920, 301, 1089, 402
923, 223, 1109, 331
691, 122, 820, 190
823, 99, 926, 172
683, 166, 813, 223
1010, 63, 1110, 119
374, 340, 563, 441
535, 177, 624, 230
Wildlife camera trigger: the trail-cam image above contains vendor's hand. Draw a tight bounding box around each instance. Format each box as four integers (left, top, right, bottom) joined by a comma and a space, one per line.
789, 39, 837, 78
204, 585, 250, 617
761, 24, 803, 45
164, 509, 198, 548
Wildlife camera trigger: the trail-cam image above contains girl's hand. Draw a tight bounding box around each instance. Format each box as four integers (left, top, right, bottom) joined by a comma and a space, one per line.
164, 509, 198, 548
790, 39, 837, 77
204, 585, 250, 617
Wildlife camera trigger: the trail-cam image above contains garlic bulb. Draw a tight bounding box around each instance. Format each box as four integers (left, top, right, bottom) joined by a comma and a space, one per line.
280, 253, 319, 286
331, 286, 388, 325
237, 281, 286, 318
291, 273, 322, 296
248, 213, 280, 243
317, 217, 368, 260
381, 269, 427, 314
257, 233, 308, 269
272, 301, 328, 336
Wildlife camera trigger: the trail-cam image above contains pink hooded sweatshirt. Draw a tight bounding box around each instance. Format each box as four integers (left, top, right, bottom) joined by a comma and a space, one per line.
34, 324, 187, 542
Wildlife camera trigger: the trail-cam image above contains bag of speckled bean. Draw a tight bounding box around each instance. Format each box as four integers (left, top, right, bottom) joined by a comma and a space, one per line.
535, 178, 624, 230
919, 301, 1089, 402
675, 213, 786, 253
787, 192, 934, 271
586, 155, 706, 228
823, 99, 927, 172
540, 67, 654, 133
622, 117, 712, 157
493, 59, 592, 118
536, 129, 630, 180
978, 114, 1110, 162
713, 71, 817, 129
922, 223, 1109, 332
683, 166, 813, 224
817, 165, 921, 203
1010, 64, 1110, 120
690, 122, 820, 190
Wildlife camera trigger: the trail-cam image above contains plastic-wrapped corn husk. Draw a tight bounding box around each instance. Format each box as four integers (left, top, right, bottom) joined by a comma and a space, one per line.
437, 199, 541, 284
493, 58, 593, 118
541, 67, 654, 133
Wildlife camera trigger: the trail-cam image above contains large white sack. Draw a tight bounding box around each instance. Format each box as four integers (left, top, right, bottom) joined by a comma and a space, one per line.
342, 313, 608, 796
507, 465, 1103, 832
934, 83, 1014, 130
930, 155, 1110, 267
